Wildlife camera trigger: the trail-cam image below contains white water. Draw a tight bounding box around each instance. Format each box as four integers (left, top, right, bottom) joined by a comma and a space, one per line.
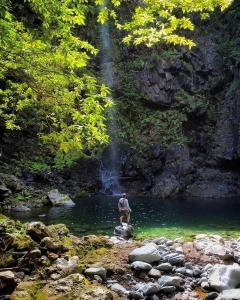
99, 1, 121, 195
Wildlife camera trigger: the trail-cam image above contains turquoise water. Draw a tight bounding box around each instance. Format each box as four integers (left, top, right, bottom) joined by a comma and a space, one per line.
7, 196, 240, 238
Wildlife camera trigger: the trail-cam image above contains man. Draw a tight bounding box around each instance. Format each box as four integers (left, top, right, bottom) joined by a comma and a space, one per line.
118, 193, 132, 225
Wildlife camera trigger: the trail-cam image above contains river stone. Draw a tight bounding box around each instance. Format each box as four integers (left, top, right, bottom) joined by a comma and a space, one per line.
85, 267, 107, 280
140, 283, 161, 295
216, 289, 240, 300
156, 262, 173, 272
158, 275, 183, 288
162, 252, 185, 265
148, 268, 161, 278
128, 291, 143, 299
208, 264, 240, 291
27, 221, 51, 242
114, 222, 134, 238
129, 243, 161, 263
160, 286, 176, 294
56, 256, 80, 276
131, 261, 152, 271
48, 189, 75, 207
110, 283, 128, 296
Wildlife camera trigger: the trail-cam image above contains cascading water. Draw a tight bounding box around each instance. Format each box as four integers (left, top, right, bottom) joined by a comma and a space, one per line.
99, 1, 121, 195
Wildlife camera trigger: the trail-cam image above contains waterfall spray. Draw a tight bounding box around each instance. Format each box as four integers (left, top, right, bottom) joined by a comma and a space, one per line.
99, 1, 121, 195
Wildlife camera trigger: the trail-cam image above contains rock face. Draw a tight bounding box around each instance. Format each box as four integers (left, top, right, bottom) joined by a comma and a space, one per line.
114, 222, 134, 238
129, 243, 161, 263
48, 189, 75, 207
208, 264, 240, 291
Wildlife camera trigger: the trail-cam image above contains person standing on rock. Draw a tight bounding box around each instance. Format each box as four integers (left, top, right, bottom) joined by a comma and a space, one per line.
118, 193, 132, 226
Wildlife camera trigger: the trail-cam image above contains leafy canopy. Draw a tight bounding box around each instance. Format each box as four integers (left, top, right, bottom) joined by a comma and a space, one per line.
98, 0, 232, 48
0, 0, 111, 166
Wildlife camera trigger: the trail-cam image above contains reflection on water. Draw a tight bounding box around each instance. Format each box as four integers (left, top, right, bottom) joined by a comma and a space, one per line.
6, 196, 240, 236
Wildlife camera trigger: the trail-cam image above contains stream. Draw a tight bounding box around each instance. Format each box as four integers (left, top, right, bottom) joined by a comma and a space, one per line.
7, 196, 240, 238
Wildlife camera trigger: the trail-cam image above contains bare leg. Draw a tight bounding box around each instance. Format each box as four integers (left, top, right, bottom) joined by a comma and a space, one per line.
120, 215, 123, 225
127, 212, 131, 224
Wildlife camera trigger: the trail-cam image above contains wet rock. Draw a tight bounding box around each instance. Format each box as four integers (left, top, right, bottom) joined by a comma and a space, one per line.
215, 289, 240, 300
148, 268, 161, 278
156, 262, 173, 272
208, 264, 240, 291
114, 222, 134, 238
205, 292, 219, 300
131, 261, 152, 271
48, 189, 75, 207
85, 267, 107, 280
0, 271, 16, 295
129, 243, 161, 263
110, 283, 128, 296
26, 221, 51, 242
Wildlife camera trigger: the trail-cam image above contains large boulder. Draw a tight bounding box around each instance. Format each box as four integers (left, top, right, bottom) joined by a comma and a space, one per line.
48, 189, 75, 207
194, 235, 233, 260
216, 289, 240, 300
114, 223, 133, 238
208, 264, 240, 291
129, 243, 161, 263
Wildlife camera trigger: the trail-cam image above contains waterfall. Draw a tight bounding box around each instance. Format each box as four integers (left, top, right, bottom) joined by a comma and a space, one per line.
99, 1, 121, 195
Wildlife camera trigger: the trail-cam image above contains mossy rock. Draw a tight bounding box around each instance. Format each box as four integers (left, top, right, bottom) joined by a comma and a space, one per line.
0, 253, 15, 268
11, 281, 43, 300
12, 235, 36, 251
48, 224, 70, 239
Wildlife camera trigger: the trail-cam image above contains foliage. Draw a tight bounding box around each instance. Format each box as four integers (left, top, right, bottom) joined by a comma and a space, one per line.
0, 0, 111, 167
98, 0, 232, 48
16, 192, 33, 202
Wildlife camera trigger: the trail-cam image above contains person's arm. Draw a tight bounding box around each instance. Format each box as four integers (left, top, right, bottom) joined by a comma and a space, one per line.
118, 199, 122, 211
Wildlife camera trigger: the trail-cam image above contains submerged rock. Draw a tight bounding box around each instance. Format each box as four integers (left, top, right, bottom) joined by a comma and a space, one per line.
48, 189, 75, 207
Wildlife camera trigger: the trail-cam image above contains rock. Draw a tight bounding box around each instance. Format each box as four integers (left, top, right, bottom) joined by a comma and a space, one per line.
0, 184, 11, 198
151, 173, 180, 198
26, 221, 51, 242
56, 256, 80, 276
208, 264, 240, 291
85, 267, 107, 280
114, 222, 134, 238
129, 290, 144, 299
216, 289, 240, 300
47, 224, 70, 238
40, 237, 63, 252
160, 286, 176, 294
162, 252, 185, 265
129, 243, 161, 263
94, 274, 103, 283
131, 261, 152, 271
12, 205, 31, 212
110, 283, 128, 296
0, 173, 24, 191
148, 268, 161, 278
28, 248, 42, 259
205, 292, 219, 300
156, 262, 173, 272
158, 275, 184, 288
194, 235, 233, 260
136, 282, 161, 296
0, 271, 16, 295
48, 189, 75, 207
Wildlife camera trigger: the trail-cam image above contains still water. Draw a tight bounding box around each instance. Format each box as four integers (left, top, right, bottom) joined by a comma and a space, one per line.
7, 196, 240, 238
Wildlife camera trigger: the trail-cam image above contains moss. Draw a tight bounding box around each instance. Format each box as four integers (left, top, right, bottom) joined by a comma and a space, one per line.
48, 224, 70, 239
0, 253, 15, 268
11, 281, 43, 300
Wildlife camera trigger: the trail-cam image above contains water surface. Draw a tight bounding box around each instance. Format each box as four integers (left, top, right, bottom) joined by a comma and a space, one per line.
7, 196, 240, 238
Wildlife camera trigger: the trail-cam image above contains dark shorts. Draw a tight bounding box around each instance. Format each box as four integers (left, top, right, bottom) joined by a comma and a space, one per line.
120, 210, 129, 218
